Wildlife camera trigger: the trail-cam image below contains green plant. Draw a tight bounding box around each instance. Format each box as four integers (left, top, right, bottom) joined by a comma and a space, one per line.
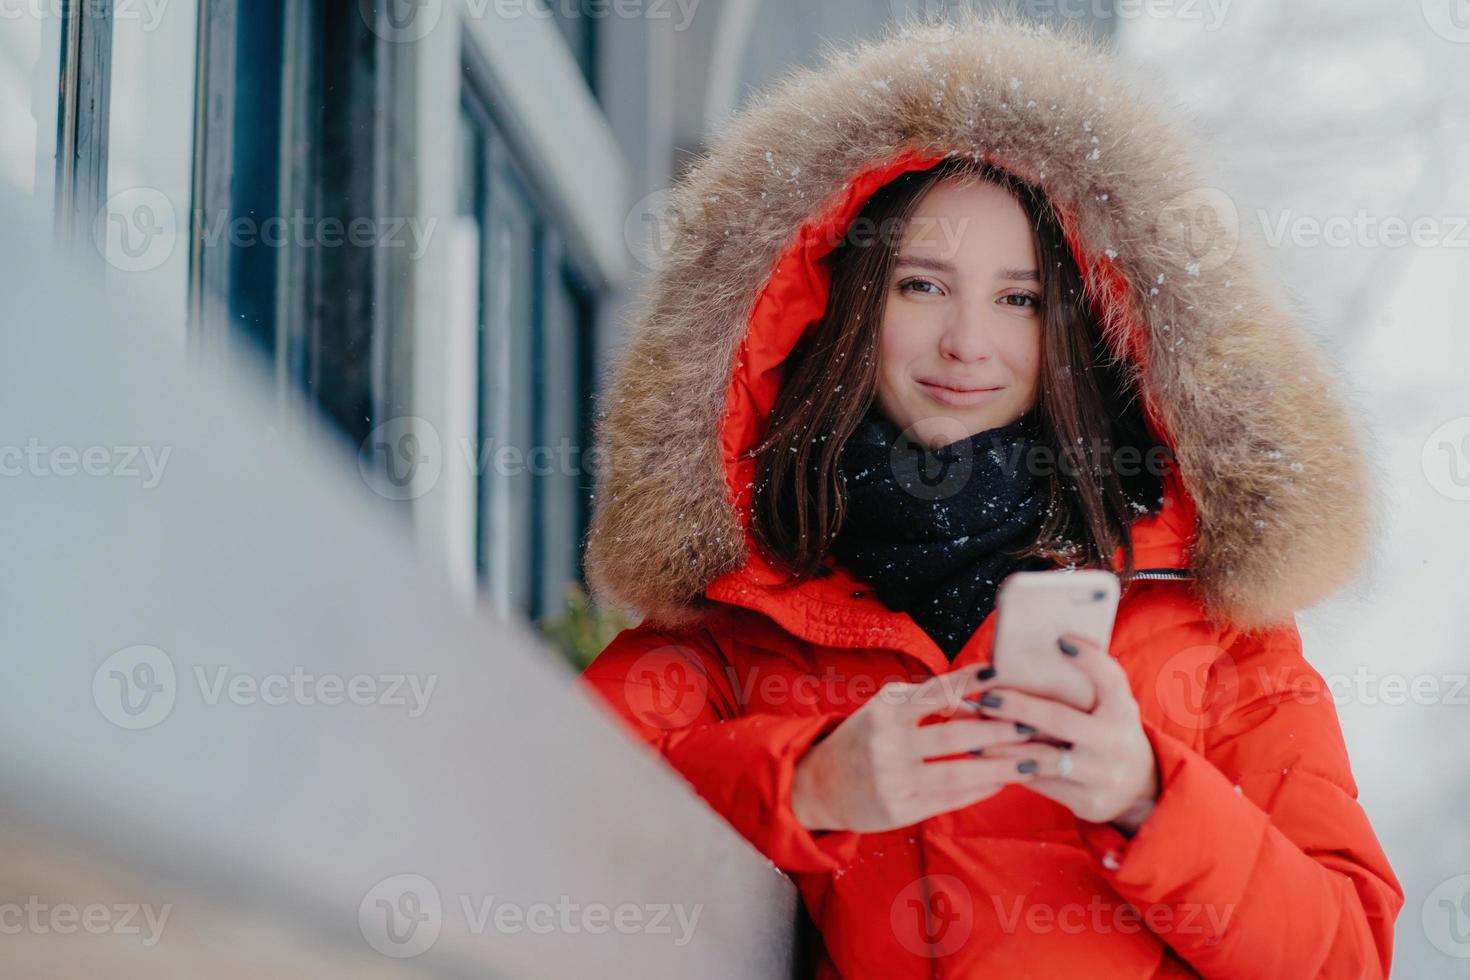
538, 581, 638, 670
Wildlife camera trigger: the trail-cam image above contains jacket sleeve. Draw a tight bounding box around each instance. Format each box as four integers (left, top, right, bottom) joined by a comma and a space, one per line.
1072, 620, 1404, 978
576, 621, 863, 874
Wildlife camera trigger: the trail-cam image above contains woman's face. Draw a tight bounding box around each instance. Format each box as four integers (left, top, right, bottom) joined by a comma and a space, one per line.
873, 178, 1043, 449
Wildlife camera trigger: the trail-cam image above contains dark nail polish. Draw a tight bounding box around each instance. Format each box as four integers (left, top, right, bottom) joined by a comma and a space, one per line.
1058, 638, 1079, 657
976, 665, 996, 681
980, 692, 1003, 709
1017, 760, 1039, 774
1014, 722, 1036, 736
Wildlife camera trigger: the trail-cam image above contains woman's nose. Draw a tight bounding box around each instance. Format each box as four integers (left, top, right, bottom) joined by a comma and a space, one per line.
938, 313, 995, 362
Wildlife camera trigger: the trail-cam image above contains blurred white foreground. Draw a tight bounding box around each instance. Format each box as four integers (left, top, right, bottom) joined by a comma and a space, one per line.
0, 187, 798, 979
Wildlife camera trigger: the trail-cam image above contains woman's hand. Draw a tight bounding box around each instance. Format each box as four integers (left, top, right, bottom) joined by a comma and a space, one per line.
791, 668, 1042, 833
976, 633, 1161, 836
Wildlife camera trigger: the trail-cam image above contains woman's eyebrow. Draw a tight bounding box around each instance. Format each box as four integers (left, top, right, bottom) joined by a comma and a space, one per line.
893, 254, 1040, 282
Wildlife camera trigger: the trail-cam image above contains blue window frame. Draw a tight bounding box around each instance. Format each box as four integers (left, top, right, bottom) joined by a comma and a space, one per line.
460, 84, 597, 624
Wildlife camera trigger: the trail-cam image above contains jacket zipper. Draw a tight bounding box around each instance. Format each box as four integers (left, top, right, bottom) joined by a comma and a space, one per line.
1128, 568, 1193, 582
914, 829, 940, 980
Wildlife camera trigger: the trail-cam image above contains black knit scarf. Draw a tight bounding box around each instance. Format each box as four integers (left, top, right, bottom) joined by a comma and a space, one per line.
828, 406, 1056, 660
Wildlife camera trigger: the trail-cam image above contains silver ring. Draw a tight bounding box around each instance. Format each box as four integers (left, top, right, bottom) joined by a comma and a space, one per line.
1056, 749, 1074, 778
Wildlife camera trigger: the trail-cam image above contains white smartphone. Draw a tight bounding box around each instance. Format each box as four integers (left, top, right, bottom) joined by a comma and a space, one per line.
988, 569, 1120, 713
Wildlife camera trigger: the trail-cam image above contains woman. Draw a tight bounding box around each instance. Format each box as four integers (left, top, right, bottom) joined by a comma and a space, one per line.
578, 13, 1402, 978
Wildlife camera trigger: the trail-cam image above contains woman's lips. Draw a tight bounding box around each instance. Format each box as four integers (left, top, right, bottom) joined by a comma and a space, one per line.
917, 380, 1004, 408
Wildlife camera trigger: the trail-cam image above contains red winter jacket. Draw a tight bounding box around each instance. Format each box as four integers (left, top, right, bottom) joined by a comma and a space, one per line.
579, 13, 1402, 978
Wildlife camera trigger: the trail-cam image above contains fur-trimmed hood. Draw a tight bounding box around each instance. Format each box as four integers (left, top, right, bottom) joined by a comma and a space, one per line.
584, 11, 1372, 635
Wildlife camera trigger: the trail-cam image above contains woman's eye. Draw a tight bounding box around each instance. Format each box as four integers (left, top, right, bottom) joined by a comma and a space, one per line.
1000, 292, 1040, 310
898, 278, 942, 295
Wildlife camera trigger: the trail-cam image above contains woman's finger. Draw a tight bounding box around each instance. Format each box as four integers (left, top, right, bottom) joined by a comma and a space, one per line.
981, 741, 1083, 782
908, 717, 1032, 761
893, 664, 1002, 724
1058, 631, 1135, 718
908, 753, 1043, 796
970, 686, 1094, 744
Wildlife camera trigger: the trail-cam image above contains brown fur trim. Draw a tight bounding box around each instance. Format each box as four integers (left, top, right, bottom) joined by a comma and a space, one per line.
584, 10, 1373, 632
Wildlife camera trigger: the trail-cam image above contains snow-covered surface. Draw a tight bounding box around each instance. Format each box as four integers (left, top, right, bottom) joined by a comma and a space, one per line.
1118, 4, 1470, 973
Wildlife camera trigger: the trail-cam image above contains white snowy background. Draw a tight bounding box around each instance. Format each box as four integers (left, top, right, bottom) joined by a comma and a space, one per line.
1114, 1, 1470, 973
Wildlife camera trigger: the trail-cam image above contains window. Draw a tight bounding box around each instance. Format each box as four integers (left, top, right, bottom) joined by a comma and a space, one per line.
193, 0, 410, 450
550, 0, 598, 96
0, 8, 62, 221
461, 86, 597, 624
102, 0, 200, 343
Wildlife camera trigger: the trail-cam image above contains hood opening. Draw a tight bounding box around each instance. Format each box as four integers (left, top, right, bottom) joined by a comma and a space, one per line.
713, 148, 1197, 603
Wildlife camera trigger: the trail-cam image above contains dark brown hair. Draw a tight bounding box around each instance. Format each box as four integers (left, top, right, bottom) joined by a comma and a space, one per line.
747, 157, 1169, 589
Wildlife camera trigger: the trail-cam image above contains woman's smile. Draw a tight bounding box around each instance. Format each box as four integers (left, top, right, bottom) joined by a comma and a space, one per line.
916, 378, 1006, 408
